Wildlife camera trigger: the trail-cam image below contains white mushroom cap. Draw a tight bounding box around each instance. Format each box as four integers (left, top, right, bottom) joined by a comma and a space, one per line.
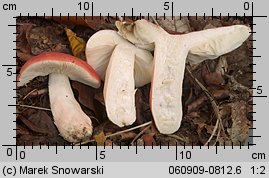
18, 52, 101, 143
86, 30, 153, 87
116, 20, 251, 64
187, 25, 251, 64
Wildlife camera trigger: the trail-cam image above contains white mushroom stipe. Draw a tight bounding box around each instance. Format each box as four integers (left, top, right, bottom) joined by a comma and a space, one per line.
116, 20, 251, 134
104, 44, 136, 127
49, 73, 93, 142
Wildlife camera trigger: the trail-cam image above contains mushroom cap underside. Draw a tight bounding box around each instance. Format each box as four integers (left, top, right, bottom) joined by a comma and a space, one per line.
17, 52, 101, 88
86, 30, 153, 87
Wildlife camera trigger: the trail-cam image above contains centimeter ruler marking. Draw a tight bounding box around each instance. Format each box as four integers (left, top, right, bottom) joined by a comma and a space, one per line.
2, 141, 258, 161
2, 142, 256, 161
2, 2, 267, 160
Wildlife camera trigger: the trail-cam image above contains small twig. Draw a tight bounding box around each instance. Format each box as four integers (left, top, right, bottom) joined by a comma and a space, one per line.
19, 104, 51, 111
151, 16, 159, 26
213, 124, 221, 146
167, 134, 186, 143
130, 124, 152, 145
89, 115, 100, 124
79, 121, 152, 145
78, 121, 152, 145
107, 121, 152, 138
23, 89, 37, 100
186, 65, 222, 146
23, 88, 48, 100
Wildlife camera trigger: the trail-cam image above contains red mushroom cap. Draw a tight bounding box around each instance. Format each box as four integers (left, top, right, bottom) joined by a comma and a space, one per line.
18, 52, 101, 88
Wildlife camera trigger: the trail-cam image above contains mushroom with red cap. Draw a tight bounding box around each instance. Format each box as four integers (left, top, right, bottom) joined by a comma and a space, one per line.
17, 52, 101, 143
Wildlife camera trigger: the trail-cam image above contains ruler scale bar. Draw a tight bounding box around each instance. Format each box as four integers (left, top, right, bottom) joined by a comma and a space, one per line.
0, 2, 268, 178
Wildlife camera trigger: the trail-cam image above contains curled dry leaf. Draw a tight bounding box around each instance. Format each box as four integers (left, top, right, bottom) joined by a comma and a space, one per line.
65, 28, 86, 59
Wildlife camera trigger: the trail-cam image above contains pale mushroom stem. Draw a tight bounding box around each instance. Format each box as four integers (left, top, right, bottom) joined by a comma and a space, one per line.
104, 44, 136, 127
151, 37, 190, 134
48, 73, 93, 143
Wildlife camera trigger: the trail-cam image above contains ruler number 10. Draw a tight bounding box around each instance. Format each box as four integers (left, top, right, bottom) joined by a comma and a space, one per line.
78, 2, 91, 11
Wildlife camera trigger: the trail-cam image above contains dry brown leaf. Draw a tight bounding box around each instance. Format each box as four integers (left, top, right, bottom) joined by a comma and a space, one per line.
72, 81, 96, 113
142, 134, 156, 146
94, 86, 105, 106
203, 72, 225, 86
187, 89, 229, 113
28, 25, 69, 55
16, 23, 33, 62
93, 132, 106, 146
135, 89, 145, 125
189, 16, 208, 31
156, 16, 191, 33
46, 16, 89, 27
227, 101, 251, 145
119, 132, 137, 141
18, 111, 52, 135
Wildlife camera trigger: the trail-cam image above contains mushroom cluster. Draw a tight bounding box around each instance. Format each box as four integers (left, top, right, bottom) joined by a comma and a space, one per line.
85, 30, 153, 127
87, 19, 251, 135
18, 19, 251, 143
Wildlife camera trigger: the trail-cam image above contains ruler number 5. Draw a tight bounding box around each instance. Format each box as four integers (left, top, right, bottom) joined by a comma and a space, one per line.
164, 2, 171, 10
257, 86, 263, 95
7, 68, 13, 76
99, 150, 105, 159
